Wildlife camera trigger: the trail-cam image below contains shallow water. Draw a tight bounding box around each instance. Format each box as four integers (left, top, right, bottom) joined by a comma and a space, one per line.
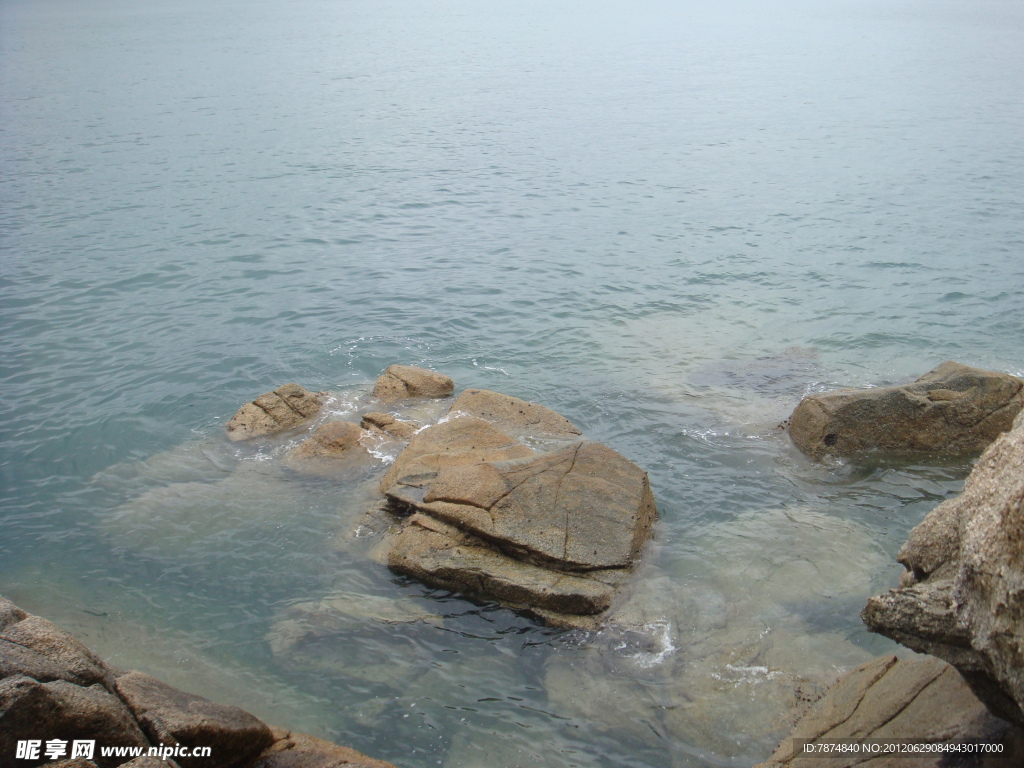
2, 0, 1023, 765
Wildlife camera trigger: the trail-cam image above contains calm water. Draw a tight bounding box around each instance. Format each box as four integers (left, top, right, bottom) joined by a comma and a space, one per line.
2, 0, 1023, 765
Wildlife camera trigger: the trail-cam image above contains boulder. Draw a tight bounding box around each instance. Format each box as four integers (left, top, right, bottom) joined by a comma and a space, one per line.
447, 389, 581, 438
754, 654, 1020, 767
0, 675, 150, 768
862, 409, 1024, 726
114, 670, 273, 768
0, 606, 115, 690
360, 412, 418, 441
225, 384, 324, 442
372, 365, 453, 403
789, 361, 1023, 460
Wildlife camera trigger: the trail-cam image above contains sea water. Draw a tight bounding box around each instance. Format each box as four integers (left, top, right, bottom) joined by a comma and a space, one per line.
1, 0, 1023, 765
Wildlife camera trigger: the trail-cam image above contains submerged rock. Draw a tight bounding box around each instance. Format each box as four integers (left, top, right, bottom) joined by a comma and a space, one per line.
283, 421, 375, 476
788, 361, 1023, 460
448, 388, 581, 438
372, 365, 453, 403
225, 384, 325, 442
360, 412, 418, 441
754, 654, 1020, 767
862, 409, 1024, 726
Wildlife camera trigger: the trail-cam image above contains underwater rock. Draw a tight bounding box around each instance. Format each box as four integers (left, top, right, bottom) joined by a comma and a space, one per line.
283, 421, 374, 476
372, 365, 454, 403
789, 361, 1023, 460
862, 409, 1024, 727
360, 412, 418, 441
225, 384, 325, 442
754, 654, 1021, 767
447, 388, 581, 438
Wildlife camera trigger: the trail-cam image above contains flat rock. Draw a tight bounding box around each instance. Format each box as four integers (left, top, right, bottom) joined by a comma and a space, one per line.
225, 384, 325, 442
360, 412, 418, 441
448, 388, 581, 438
862, 409, 1024, 726
115, 670, 273, 768
387, 441, 657, 572
754, 654, 1020, 767
789, 361, 1023, 460
372, 365, 453, 403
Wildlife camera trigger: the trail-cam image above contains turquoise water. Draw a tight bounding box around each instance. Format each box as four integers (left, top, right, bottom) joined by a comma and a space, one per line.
2, 0, 1023, 765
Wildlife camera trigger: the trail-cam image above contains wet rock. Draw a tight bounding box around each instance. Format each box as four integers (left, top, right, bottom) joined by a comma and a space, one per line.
284, 421, 374, 476
754, 654, 1020, 768
225, 384, 325, 442
360, 412, 418, 441
862, 409, 1024, 726
378, 415, 533, 495
372, 365, 453, 403
114, 670, 273, 768
0, 675, 150, 768
789, 361, 1023, 460
252, 730, 395, 768
448, 388, 581, 438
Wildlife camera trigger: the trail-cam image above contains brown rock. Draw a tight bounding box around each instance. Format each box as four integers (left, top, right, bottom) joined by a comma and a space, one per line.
360, 412, 418, 441
378, 415, 533, 496
372, 365, 453, 403
253, 730, 396, 768
114, 670, 273, 768
754, 655, 1020, 767
0, 675, 150, 768
448, 388, 581, 438
789, 361, 1023, 460
386, 514, 617, 617
862, 409, 1024, 726
388, 441, 657, 572
284, 421, 374, 476
0, 605, 114, 690
225, 384, 324, 441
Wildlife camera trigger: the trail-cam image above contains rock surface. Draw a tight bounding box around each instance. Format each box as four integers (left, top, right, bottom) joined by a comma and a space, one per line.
754, 654, 1020, 767
372, 365, 453, 403
789, 361, 1023, 460
377, 397, 656, 625
284, 421, 374, 475
225, 384, 325, 442
0, 597, 395, 768
862, 409, 1024, 726
360, 412, 418, 441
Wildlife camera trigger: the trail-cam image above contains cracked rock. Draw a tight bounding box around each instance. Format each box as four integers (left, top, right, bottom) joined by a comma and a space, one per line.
225, 384, 325, 442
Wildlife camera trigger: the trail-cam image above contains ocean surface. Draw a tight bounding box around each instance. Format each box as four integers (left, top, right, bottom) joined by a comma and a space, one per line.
2, 0, 1023, 765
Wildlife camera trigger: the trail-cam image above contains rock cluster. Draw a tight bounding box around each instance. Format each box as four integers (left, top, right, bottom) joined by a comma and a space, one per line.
0, 598, 393, 768
862, 409, 1024, 727
788, 361, 1023, 460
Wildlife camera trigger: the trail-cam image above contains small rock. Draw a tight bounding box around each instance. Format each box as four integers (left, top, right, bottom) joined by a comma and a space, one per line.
788, 361, 1023, 459
284, 421, 374, 477
360, 412, 418, 441
225, 384, 325, 442
372, 365, 453, 403
252, 731, 396, 768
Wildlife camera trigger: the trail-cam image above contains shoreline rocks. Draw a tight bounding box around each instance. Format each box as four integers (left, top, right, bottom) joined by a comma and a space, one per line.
371, 365, 454, 403
862, 409, 1024, 727
0, 598, 394, 768
225, 384, 325, 442
788, 361, 1023, 460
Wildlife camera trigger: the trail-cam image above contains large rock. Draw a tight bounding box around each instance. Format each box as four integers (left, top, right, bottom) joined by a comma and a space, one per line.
378, 404, 657, 624
0, 675, 150, 768
254, 729, 395, 768
862, 409, 1024, 726
372, 365, 453, 403
789, 361, 1023, 460
0, 606, 114, 690
225, 384, 324, 442
754, 654, 1020, 767
114, 670, 273, 768
448, 388, 581, 438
